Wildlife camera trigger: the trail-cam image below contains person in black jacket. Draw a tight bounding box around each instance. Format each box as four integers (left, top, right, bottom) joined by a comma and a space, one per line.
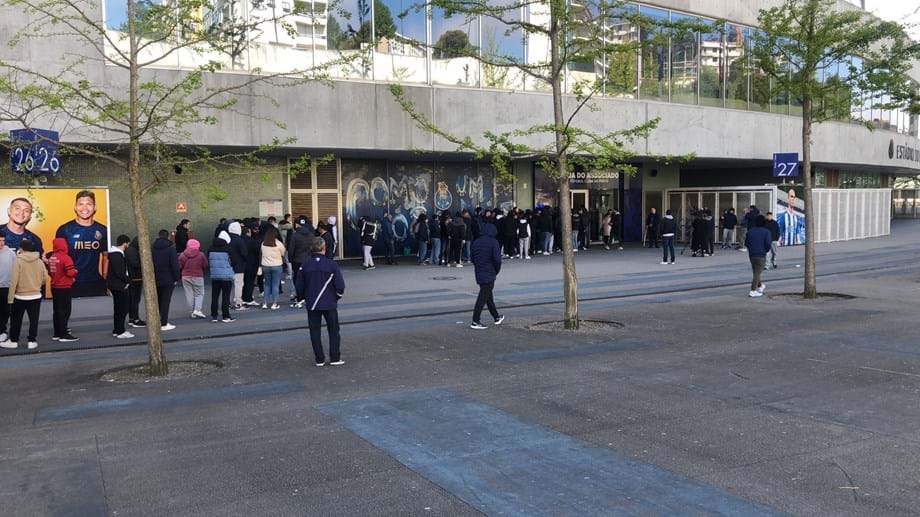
765, 212, 780, 269
415, 213, 430, 265
570, 209, 581, 252
745, 215, 772, 297
645, 208, 660, 248
462, 211, 474, 264
295, 237, 346, 367
659, 209, 678, 265
226, 221, 248, 310
360, 217, 378, 270
318, 222, 336, 260
470, 224, 504, 329
107, 235, 133, 339
429, 212, 442, 266
721, 208, 738, 249
242, 227, 261, 306
704, 209, 716, 256
151, 230, 180, 330
447, 214, 466, 267
174, 219, 190, 253
125, 237, 145, 327
289, 216, 316, 291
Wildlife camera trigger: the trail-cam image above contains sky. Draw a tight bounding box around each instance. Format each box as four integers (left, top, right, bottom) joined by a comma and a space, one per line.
861, 0, 920, 38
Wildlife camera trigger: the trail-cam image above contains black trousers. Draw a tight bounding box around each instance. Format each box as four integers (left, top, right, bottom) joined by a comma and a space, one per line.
211, 280, 232, 319
448, 238, 462, 264
291, 261, 302, 300
0, 288, 8, 334
156, 285, 174, 326
647, 227, 659, 247
473, 282, 499, 323
9, 298, 41, 342
112, 289, 129, 335
128, 282, 143, 321
243, 269, 258, 302
307, 309, 341, 363
51, 287, 73, 337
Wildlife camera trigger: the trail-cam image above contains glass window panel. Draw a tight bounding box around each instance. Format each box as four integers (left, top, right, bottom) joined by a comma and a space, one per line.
105, 0, 127, 30
847, 56, 864, 121
770, 66, 789, 114
750, 30, 769, 111
755, 192, 771, 212
699, 19, 723, 107
789, 56, 804, 116
670, 13, 698, 105
432, 7, 480, 87
374, 0, 427, 82
319, 0, 373, 78
725, 25, 748, 109
638, 6, 669, 101
482, 0, 524, 90
603, 2, 638, 98
565, 0, 603, 94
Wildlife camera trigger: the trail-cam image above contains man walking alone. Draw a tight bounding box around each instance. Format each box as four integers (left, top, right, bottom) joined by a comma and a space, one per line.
295, 237, 345, 367
470, 223, 504, 330
745, 215, 772, 298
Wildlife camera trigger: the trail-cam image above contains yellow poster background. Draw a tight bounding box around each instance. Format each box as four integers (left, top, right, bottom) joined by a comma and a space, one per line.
0, 187, 111, 296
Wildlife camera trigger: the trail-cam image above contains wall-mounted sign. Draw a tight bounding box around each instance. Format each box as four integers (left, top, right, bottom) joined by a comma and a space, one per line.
773, 153, 799, 177
175, 202, 188, 213
9, 128, 61, 175
259, 199, 283, 218
890, 139, 920, 164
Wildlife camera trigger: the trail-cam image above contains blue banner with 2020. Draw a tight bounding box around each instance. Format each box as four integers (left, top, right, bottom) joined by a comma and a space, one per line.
772, 152, 799, 178
9, 128, 61, 175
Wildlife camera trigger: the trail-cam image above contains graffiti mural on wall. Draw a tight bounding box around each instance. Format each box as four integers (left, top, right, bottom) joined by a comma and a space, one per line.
340, 159, 501, 258
342, 160, 388, 258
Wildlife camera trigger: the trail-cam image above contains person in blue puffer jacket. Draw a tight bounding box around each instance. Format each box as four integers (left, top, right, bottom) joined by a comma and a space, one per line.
208, 232, 235, 322
469, 223, 504, 330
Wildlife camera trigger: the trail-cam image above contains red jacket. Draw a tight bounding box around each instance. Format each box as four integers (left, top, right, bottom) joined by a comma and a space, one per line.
47, 237, 77, 289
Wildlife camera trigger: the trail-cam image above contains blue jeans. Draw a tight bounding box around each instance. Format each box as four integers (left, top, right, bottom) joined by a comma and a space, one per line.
418, 241, 428, 264
262, 265, 283, 305
571, 231, 578, 250
429, 238, 441, 264
662, 236, 675, 262
463, 241, 471, 262
542, 232, 552, 253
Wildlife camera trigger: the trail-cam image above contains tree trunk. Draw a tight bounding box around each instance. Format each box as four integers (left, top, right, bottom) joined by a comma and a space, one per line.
801, 97, 817, 299
549, 0, 577, 330
127, 0, 168, 376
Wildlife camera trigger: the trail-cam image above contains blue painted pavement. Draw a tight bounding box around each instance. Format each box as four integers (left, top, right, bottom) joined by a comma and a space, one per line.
319, 389, 786, 516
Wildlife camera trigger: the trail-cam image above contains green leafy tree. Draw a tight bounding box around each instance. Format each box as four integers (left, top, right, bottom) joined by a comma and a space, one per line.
753, 0, 920, 299
0, 0, 351, 375
391, 1, 697, 329
433, 29, 474, 59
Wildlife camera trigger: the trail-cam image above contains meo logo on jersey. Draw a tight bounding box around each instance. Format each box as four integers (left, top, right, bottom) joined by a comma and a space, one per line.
72, 234, 102, 250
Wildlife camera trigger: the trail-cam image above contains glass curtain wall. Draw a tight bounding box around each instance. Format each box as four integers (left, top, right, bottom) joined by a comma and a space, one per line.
669, 12, 698, 104
638, 5, 669, 102
431, 7, 480, 87
375, 0, 427, 82
699, 18, 723, 107
482, 0, 525, 90
604, 2, 638, 98
724, 24, 749, 109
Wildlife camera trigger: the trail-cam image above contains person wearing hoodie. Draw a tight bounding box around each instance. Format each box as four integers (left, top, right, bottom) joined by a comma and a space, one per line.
469, 224, 504, 330
415, 213, 430, 265
645, 207, 660, 248
462, 211, 475, 264
516, 213, 532, 260
318, 222, 336, 261
174, 219, 191, 253
428, 212, 442, 266
382, 214, 397, 265
659, 209, 678, 265
288, 216, 315, 284
107, 235, 134, 339
179, 238, 208, 319
360, 217, 378, 270
152, 229, 180, 330
1, 240, 45, 350
124, 237, 146, 328
765, 212, 781, 270
745, 215, 773, 298
208, 233, 235, 322
241, 227, 262, 306
704, 209, 716, 256
447, 214, 465, 267
226, 221, 248, 310
0, 234, 15, 343
46, 237, 79, 342
326, 216, 338, 257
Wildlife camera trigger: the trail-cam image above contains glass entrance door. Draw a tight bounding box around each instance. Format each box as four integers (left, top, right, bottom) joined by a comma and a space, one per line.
571, 190, 589, 210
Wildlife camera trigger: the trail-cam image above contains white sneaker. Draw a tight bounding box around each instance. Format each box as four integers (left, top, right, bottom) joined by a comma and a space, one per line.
271, 304, 280, 310
660, 261, 668, 265
0, 333, 8, 342
525, 256, 532, 260
262, 304, 268, 309
618, 247, 623, 250
26, 341, 37, 350
0, 340, 17, 349
669, 261, 675, 265
330, 360, 345, 366
749, 291, 763, 298
757, 283, 766, 293
115, 331, 134, 339
193, 310, 207, 319
161, 323, 176, 331
456, 263, 463, 268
